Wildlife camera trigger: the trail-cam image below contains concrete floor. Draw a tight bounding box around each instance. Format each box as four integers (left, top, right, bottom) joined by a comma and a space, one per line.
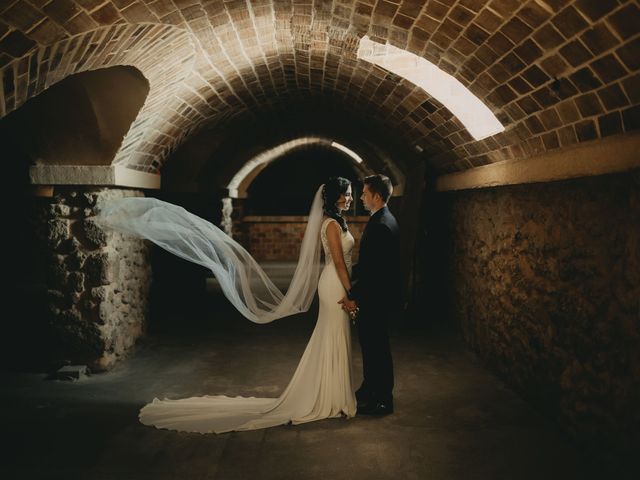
1, 268, 620, 480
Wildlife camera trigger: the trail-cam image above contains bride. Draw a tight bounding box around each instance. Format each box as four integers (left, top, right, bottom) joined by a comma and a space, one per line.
94, 176, 358, 433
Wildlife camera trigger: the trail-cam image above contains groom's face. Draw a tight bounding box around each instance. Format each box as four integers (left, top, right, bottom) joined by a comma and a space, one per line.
360, 184, 376, 212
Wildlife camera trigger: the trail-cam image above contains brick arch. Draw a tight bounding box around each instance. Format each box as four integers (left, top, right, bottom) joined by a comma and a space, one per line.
168, 0, 637, 173
153, 56, 475, 177
132, 13, 477, 173
169, 94, 418, 199
0, 22, 197, 170
1, 1, 638, 177
116, 0, 637, 175
228, 136, 386, 199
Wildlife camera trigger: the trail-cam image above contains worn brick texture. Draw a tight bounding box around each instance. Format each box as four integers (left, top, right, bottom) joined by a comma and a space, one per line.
233, 215, 369, 262
0, 1, 637, 174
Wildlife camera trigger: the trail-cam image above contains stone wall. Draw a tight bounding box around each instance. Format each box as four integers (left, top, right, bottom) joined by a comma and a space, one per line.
36, 187, 151, 371
233, 215, 369, 262
436, 171, 639, 467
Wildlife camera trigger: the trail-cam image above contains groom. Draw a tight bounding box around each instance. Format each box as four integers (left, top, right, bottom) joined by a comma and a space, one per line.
339, 174, 401, 415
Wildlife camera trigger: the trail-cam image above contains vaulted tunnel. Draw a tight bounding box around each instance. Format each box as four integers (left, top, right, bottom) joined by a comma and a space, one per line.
1, 1, 638, 478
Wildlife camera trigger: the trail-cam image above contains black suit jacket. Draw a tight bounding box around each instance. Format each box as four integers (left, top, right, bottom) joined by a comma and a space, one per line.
350, 205, 401, 311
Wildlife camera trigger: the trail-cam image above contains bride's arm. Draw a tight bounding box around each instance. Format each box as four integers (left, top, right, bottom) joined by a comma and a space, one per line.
326, 220, 352, 293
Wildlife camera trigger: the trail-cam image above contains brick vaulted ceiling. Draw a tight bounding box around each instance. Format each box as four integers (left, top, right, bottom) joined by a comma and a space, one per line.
0, 1, 638, 176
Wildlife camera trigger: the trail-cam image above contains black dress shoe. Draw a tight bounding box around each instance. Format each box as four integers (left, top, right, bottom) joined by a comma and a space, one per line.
357, 400, 394, 415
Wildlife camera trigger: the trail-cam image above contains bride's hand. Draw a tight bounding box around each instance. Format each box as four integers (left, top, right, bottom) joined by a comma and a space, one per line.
338, 298, 357, 312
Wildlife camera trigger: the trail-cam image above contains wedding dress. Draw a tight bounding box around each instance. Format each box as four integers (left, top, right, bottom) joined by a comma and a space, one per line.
137, 217, 357, 433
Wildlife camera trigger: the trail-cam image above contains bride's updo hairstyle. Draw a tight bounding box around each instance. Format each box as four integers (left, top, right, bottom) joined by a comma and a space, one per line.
322, 176, 351, 232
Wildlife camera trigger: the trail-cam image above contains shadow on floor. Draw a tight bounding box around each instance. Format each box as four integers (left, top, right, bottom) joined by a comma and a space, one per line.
0, 271, 628, 480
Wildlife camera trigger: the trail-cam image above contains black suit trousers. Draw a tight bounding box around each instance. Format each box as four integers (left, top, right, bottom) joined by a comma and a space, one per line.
356, 303, 394, 404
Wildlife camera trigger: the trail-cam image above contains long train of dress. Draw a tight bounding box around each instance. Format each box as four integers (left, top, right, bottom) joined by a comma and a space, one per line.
138, 218, 357, 433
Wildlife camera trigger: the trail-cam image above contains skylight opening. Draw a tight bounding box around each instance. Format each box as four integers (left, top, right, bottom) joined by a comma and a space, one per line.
357, 36, 505, 141
330, 141, 364, 164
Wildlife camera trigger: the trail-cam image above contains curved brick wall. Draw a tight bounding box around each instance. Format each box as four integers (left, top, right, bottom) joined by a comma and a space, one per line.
1, 1, 638, 174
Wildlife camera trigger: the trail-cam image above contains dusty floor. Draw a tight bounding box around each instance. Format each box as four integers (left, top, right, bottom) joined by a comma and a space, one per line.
1, 272, 622, 480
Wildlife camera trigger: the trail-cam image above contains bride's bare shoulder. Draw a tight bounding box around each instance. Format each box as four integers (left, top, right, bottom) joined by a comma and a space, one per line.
322, 217, 347, 237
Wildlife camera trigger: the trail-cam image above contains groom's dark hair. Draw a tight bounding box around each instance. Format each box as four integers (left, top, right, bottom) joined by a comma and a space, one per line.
364, 174, 393, 203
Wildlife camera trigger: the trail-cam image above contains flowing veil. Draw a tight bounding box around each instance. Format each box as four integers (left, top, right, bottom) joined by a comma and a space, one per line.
93, 185, 326, 324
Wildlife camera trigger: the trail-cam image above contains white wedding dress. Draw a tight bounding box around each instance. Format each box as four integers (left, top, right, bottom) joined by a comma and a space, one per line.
138, 217, 357, 433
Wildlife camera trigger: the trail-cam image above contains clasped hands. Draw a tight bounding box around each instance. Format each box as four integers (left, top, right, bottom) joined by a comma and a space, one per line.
338, 297, 359, 323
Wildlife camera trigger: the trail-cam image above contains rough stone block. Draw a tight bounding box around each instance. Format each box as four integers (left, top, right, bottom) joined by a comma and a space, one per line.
66, 250, 87, 270
57, 236, 82, 256
47, 255, 68, 288
90, 286, 109, 301
47, 219, 69, 250
81, 218, 108, 249
98, 302, 114, 324
82, 193, 98, 206
55, 365, 88, 381
46, 289, 70, 311
49, 204, 71, 217
56, 309, 82, 326
84, 252, 112, 286
67, 272, 85, 293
